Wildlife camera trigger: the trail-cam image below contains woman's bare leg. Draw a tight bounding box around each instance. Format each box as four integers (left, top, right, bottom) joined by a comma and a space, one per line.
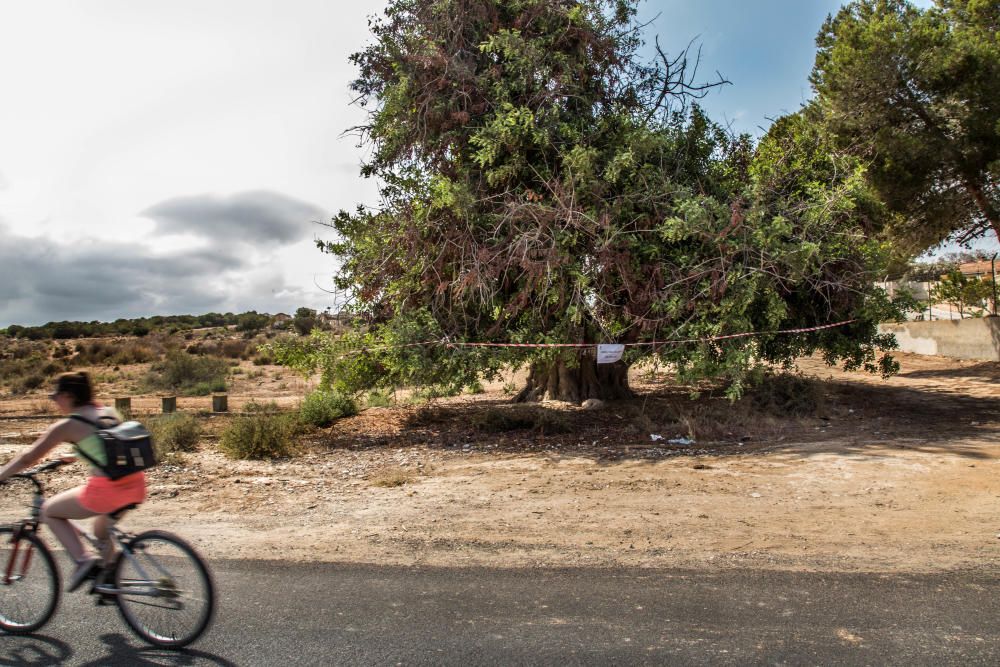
42, 487, 96, 562
92, 515, 115, 563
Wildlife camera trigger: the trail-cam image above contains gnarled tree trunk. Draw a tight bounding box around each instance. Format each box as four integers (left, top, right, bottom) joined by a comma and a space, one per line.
514, 355, 633, 404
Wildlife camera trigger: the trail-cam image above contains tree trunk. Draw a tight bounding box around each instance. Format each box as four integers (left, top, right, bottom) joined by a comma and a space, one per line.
514, 355, 633, 403
962, 176, 1000, 243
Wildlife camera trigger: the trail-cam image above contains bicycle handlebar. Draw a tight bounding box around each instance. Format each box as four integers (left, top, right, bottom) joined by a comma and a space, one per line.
1, 458, 72, 488
18, 459, 71, 478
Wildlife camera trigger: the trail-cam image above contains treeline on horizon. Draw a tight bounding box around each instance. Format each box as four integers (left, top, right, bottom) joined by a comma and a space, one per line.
2, 310, 304, 340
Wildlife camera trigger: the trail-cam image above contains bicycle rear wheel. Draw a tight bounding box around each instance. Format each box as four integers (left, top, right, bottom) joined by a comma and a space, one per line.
0, 526, 60, 634
114, 530, 214, 648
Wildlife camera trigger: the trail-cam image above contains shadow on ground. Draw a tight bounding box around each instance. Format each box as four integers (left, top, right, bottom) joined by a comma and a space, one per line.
897, 360, 1000, 381
316, 373, 1000, 463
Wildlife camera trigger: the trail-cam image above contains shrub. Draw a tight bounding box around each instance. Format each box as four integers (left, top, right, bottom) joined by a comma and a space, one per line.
111, 342, 157, 365
147, 413, 202, 454
221, 339, 250, 359
219, 402, 301, 459
187, 379, 228, 396
12, 373, 46, 395
299, 390, 358, 428
145, 351, 229, 396
41, 361, 64, 376
252, 350, 274, 366
71, 338, 163, 366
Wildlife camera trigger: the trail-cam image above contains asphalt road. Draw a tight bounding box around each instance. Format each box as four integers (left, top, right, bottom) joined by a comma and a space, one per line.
1, 561, 998, 666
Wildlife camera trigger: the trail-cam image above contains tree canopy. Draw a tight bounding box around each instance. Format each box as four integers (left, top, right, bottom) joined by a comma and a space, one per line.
306, 0, 900, 402
811, 0, 1000, 252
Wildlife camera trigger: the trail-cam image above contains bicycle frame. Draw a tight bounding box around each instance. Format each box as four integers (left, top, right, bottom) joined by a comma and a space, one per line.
3, 526, 36, 586
80, 526, 182, 605
3, 470, 48, 586
2, 461, 165, 604
3, 459, 214, 647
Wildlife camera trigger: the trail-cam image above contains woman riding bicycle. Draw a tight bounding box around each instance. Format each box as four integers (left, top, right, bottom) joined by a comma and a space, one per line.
0, 371, 146, 591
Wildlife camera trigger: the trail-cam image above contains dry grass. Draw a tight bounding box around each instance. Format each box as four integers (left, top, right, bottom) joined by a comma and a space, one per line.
369, 466, 415, 488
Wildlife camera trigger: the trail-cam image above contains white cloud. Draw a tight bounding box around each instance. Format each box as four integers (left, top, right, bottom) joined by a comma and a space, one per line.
0, 1, 384, 326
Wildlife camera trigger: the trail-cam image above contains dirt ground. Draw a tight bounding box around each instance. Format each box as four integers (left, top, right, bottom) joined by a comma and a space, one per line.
1, 352, 998, 573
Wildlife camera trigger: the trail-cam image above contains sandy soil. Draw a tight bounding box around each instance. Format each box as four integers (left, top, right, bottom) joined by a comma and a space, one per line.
1, 352, 998, 573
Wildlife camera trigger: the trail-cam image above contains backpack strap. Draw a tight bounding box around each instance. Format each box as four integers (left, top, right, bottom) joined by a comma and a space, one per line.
69, 414, 100, 428
67, 413, 117, 472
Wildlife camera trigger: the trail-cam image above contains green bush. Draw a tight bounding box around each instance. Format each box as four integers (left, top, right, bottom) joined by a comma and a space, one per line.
219, 402, 301, 459
145, 351, 229, 396
147, 413, 202, 454
299, 390, 358, 428
252, 349, 274, 366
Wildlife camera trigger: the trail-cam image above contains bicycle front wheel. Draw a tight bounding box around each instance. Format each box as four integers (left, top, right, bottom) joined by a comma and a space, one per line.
0, 525, 60, 634
114, 530, 215, 648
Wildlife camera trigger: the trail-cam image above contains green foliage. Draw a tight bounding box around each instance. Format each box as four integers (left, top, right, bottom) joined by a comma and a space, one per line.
308, 0, 899, 400
292, 307, 319, 336
299, 389, 358, 428
236, 311, 270, 334
269, 310, 502, 396
2, 312, 255, 340
932, 270, 994, 317
219, 402, 301, 460
147, 413, 202, 454
145, 351, 229, 396
812, 0, 1000, 251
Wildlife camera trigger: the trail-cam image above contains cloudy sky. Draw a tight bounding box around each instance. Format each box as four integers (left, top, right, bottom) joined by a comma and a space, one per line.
0, 0, 948, 328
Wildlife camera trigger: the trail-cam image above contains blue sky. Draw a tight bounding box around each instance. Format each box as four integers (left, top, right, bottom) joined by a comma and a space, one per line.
0, 0, 968, 328
636, 1, 849, 136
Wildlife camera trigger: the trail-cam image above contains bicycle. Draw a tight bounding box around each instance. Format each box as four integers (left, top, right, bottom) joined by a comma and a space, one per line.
0, 459, 215, 648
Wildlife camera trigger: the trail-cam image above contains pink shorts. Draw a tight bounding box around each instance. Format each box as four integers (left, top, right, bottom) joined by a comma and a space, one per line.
78, 472, 147, 514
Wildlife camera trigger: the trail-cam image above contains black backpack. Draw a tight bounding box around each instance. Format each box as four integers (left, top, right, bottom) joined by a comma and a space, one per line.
69, 414, 157, 480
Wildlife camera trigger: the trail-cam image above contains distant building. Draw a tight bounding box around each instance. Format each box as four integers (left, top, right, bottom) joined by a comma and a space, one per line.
957, 260, 996, 279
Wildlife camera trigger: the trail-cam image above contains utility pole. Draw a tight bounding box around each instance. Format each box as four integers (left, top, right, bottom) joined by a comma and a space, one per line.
991, 253, 998, 316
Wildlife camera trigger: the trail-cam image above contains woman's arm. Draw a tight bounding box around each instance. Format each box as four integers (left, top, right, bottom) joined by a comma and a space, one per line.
0, 421, 72, 482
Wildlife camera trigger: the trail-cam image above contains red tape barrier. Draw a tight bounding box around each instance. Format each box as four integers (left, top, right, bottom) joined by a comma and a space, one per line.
331, 319, 856, 356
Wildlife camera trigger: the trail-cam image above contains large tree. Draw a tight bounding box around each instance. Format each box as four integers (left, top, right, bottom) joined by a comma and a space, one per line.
310, 0, 898, 402
811, 0, 1000, 252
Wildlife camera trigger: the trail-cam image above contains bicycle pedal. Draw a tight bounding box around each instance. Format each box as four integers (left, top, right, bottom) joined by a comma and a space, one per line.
95, 593, 116, 606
